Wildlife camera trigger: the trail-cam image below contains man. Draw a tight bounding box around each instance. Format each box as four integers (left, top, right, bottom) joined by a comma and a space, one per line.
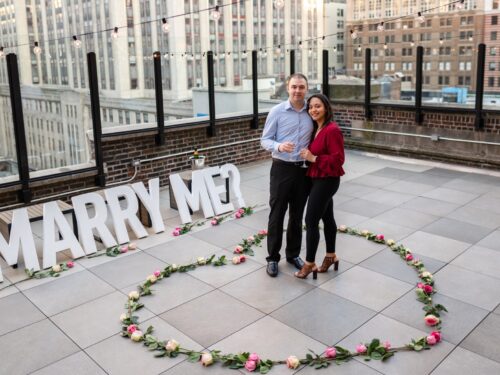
261, 73, 313, 277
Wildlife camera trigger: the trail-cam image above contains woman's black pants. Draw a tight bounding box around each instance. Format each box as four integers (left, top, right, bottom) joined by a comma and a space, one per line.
304, 177, 341, 263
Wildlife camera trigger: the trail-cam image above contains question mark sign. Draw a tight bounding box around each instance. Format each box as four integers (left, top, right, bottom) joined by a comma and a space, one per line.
220, 163, 246, 208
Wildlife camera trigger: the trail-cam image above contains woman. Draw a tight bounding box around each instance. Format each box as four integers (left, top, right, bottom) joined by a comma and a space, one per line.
295, 93, 345, 279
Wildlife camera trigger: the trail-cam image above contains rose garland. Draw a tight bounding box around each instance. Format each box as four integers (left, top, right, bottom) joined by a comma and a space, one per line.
233, 230, 267, 256
23, 242, 138, 281
120, 225, 447, 373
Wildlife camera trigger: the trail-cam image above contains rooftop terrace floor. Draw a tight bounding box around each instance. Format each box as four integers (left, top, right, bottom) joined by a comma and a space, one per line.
1, 150, 500, 374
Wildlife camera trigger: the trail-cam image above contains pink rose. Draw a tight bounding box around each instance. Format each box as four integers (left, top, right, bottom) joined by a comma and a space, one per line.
127, 324, 137, 334
240, 255, 246, 263
424, 314, 440, 326
172, 229, 181, 236
258, 229, 268, 235
120, 245, 128, 253
234, 246, 243, 254
430, 331, 441, 342
248, 353, 260, 363
66, 261, 74, 268
356, 344, 367, 354
235, 212, 242, 219
153, 270, 161, 277
426, 335, 437, 345
201, 352, 213, 367
375, 234, 384, 241
238, 208, 245, 214
286, 356, 300, 369
383, 341, 391, 350
244, 360, 256, 372
211, 219, 218, 226
325, 347, 336, 358
423, 285, 433, 294
405, 254, 413, 261
247, 235, 255, 242
417, 282, 424, 289
232, 256, 241, 265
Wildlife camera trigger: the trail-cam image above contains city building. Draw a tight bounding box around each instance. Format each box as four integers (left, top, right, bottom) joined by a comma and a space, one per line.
0, 0, 324, 175
345, 0, 495, 102
324, 0, 347, 75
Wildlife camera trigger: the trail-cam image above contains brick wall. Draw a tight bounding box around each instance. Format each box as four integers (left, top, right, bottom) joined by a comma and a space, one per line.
2, 103, 500, 208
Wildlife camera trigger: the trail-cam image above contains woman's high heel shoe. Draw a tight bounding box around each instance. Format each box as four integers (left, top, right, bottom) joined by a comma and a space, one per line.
294, 263, 318, 280
317, 254, 339, 273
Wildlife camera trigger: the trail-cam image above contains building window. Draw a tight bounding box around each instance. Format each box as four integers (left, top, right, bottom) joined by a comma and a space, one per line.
492, 31, 498, 41
492, 15, 498, 25
488, 77, 495, 87
489, 62, 497, 71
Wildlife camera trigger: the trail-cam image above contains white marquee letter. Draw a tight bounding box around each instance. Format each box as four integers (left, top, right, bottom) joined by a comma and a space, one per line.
132, 178, 165, 234
203, 166, 234, 215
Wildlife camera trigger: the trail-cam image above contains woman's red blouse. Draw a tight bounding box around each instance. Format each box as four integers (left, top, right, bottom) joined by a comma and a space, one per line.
307, 122, 345, 178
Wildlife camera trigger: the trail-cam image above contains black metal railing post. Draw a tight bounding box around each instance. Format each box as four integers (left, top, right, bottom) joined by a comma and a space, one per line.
474, 43, 486, 130
207, 51, 216, 137
6, 53, 31, 203
153, 51, 165, 145
364, 48, 372, 120
251, 50, 259, 129
290, 49, 295, 75
415, 46, 424, 124
322, 49, 329, 99
87, 52, 106, 187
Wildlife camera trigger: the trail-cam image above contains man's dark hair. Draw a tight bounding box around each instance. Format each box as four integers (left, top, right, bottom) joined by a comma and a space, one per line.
286, 73, 308, 86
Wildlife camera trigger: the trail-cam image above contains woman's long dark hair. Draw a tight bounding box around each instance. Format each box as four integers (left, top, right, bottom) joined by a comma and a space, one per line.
307, 93, 334, 142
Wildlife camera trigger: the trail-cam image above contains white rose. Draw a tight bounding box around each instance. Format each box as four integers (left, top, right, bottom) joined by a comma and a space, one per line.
171, 264, 178, 271
130, 330, 143, 342
128, 242, 137, 250
197, 257, 206, 265
146, 275, 157, 284
52, 264, 62, 273
165, 339, 180, 352
128, 291, 140, 300
232, 256, 241, 265
201, 352, 214, 366
119, 313, 128, 322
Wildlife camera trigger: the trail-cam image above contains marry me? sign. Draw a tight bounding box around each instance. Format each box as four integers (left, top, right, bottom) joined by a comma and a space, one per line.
0, 163, 245, 281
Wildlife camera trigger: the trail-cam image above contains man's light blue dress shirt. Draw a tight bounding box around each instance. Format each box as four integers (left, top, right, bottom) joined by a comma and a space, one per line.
261, 100, 314, 163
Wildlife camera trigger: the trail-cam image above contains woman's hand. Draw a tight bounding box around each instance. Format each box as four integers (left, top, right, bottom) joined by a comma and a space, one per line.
299, 148, 317, 163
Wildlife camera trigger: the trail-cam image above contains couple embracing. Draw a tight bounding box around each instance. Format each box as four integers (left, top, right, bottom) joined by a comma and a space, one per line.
260, 73, 345, 279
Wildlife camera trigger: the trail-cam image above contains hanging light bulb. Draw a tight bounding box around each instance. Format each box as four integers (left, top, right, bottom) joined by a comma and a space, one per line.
403, 24, 408, 30
350, 29, 358, 39
0, 46, 4, 58
298, 40, 303, 49
357, 45, 362, 52
220, 52, 225, 58
33, 41, 42, 55
333, 46, 337, 52
410, 40, 415, 47
456, 0, 465, 9
383, 43, 388, 50
274, 0, 285, 9
416, 12, 425, 24
162, 18, 170, 33
164, 53, 169, 60
439, 38, 444, 45
211, 5, 221, 20
308, 48, 313, 56
262, 50, 267, 57
112, 27, 119, 39
72, 35, 82, 48
276, 45, 281, 54
242, 50, 247, 58
468, 35, 473, 42
377, 22, 384, 32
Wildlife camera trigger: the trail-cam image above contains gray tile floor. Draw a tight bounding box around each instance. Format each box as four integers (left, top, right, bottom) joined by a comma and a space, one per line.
1, 150, 500, 374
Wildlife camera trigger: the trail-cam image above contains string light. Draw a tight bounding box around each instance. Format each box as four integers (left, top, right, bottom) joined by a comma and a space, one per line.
410, 40, 415, 47
0, 46, 4, 58
163, 53, 169, 60
377, 22, 384, 32
211, 5, 221, 20
112, 27, 119, 39
162, 18, 170, 33
276, 45, 281, 54
468, 35, 473, 41
403, 24, 408, 30
33, 41, 42, 55
455, 0, 465, 9
357, 45, 362, 52
308, 48, 313, 56
274, 0, 285, 9
72, 35, 82, 48
383, 43, 388, 50
439, 38, 444, 45
416, 12, 425, 24
350, 29, 358, 39
242, 50, 247, 58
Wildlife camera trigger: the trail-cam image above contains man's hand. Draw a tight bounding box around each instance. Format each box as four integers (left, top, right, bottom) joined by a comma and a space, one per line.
278, 142, 295, 153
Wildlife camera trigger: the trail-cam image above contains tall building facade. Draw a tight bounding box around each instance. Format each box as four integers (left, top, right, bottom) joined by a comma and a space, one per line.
325, 0, 347, 74
484, 0, 500, 94
0, 0, 323, 174
345, 0, 490, 99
